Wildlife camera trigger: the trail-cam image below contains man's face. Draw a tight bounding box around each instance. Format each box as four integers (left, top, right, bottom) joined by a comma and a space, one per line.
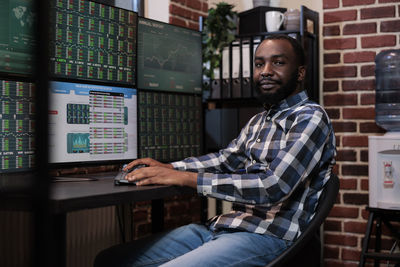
253, 39, 305, 106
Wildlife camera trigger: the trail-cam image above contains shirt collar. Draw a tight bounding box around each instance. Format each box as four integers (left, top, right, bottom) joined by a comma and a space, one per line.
267, 90, 309, 112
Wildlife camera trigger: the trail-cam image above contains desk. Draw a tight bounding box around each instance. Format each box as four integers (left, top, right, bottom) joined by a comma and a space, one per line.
359, 207, 400, 267
1, 171, 196, 267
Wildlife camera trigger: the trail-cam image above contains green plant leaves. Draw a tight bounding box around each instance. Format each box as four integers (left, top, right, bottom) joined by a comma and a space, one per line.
202, 2, 237, 87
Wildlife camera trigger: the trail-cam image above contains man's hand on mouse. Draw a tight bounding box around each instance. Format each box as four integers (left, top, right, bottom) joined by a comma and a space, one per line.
123, 158, 197, 188
123, 158, 173, 171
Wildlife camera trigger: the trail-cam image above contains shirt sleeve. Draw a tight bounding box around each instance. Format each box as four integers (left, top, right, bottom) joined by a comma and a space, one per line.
171, 113, 259, 173
186, 107, 332, 206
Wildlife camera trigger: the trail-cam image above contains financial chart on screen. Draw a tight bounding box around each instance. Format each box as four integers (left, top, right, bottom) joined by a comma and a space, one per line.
137, 17, 202, 94
48, 81, 137, 164
0, 80, 35, 172
49, 0, 137, 86
0, 0, 35, 75
138, 91, 202, 162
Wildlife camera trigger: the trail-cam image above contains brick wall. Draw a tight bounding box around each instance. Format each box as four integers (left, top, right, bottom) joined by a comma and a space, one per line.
169, 0, 209, 30
322, 0, 400, 266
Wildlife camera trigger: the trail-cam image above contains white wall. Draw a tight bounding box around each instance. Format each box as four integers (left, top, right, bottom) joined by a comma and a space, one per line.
115, 0, 170, 23
145, 0, 169, 22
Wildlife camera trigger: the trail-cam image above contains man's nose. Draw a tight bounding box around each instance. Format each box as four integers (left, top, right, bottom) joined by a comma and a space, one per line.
260, 63, 273, 77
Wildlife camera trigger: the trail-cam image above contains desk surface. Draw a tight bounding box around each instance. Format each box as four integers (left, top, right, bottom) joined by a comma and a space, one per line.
1, 171, 196, 214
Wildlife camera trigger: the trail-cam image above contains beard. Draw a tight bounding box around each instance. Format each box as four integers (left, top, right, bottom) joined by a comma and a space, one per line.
253, 70, 300, 106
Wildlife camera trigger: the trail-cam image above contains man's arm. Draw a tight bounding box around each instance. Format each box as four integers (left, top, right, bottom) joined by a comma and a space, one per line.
124, 158, 197, 188
126, 166, 198, 188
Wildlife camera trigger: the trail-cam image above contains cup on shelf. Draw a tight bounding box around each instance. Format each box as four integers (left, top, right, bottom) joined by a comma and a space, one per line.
265, 11, 284, 32
284, 9, 300, 31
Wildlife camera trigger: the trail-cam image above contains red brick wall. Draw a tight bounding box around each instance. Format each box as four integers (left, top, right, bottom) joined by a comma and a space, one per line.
169, 0, 208, 30
322, 0, 400, 266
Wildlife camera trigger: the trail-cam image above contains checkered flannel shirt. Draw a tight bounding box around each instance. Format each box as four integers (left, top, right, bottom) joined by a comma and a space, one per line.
172, 90, 336, 241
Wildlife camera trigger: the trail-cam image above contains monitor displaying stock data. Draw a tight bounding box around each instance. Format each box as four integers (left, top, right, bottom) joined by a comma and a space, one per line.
0, 80, 35, 172
48, 0, 137, 86
0, 0, 35, 76
137, 17, 202, 94
48, 81, 137, 164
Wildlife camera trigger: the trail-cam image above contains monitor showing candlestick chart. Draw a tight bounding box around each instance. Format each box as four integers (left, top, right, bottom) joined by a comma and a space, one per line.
48, 81, 137, 164
137, 17, 202, 94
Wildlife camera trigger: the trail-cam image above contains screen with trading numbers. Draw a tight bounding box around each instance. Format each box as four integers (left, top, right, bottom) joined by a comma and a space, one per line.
0, 80, 35, 172
49, 0, 137, 86
48, 81, 137, 164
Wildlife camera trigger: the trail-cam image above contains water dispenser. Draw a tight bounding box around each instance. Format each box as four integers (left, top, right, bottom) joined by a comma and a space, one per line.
369, 49, 400, 209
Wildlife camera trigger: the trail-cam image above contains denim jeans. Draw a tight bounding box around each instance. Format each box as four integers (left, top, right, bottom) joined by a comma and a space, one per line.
94, 223, 292, 267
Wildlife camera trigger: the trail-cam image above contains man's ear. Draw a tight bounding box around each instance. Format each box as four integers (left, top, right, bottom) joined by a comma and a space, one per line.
297, 66, 306, 82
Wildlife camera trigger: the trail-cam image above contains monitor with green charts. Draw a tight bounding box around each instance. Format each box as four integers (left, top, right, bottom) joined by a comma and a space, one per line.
137, 17, 202, 94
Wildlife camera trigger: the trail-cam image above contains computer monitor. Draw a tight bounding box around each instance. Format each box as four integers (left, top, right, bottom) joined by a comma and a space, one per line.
48, 0, 137, 86
0, 79, 35, 173
0, 0, 35, 76
137, 17, 202, 94
48, 81, 137, 165
138, 90, 202, 162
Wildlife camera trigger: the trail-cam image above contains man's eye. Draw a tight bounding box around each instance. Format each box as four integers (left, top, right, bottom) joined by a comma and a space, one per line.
255, 63, 263, 68
274, 61, 285, 66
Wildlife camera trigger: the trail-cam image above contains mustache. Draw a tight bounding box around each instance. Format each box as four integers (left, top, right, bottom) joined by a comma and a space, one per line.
257, 77, 282, 85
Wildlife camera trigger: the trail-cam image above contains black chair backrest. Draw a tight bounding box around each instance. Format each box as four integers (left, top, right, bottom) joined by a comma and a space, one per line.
266, 173, 340, 267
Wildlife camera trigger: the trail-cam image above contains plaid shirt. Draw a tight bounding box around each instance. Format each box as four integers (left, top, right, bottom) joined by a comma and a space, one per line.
172, 90, 336, 241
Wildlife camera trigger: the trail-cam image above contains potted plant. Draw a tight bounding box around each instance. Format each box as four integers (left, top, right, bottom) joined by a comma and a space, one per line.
202, 2, 237, 93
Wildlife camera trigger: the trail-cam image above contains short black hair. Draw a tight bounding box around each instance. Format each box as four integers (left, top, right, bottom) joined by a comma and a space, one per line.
256, 34, 306, 66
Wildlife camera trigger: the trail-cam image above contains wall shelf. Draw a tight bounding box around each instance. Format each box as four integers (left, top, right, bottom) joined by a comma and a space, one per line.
207, 5, 320, 104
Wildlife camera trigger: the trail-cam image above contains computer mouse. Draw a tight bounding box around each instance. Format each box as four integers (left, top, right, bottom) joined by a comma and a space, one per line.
127, 164, 149, 173
114, 164, 149, 186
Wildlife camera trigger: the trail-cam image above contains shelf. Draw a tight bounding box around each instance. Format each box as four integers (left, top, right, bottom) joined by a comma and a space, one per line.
206, 5, 320, 104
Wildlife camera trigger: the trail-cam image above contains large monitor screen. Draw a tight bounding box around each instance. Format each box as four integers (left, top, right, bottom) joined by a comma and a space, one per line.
48, 81, 137, 164
49, 0, 137, 86
137, 17, 202, 94
0, 0, 35, 76
0, 79, 35, 173
138, 91, 202, 162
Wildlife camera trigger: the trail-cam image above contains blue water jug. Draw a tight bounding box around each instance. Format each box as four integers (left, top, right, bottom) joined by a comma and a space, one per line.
375, 49, 400, 131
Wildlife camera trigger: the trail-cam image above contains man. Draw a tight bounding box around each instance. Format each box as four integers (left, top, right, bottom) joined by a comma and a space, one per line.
94, 34, 336, 267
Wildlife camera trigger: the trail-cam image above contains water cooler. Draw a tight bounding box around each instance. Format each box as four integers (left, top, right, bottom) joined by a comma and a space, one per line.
369, 134, 400, 209
368, 49, 400, 210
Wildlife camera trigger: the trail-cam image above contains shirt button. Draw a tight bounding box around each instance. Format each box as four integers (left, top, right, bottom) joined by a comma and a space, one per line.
266, 116, 271, 120
252, 160, 256, 164
256, 139, 261, 142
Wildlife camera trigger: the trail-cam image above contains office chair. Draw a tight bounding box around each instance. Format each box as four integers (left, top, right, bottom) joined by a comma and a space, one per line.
266, 173, 340, 267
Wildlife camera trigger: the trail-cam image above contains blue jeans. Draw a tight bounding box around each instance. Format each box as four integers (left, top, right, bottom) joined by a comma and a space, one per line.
94, 223, 292, 267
